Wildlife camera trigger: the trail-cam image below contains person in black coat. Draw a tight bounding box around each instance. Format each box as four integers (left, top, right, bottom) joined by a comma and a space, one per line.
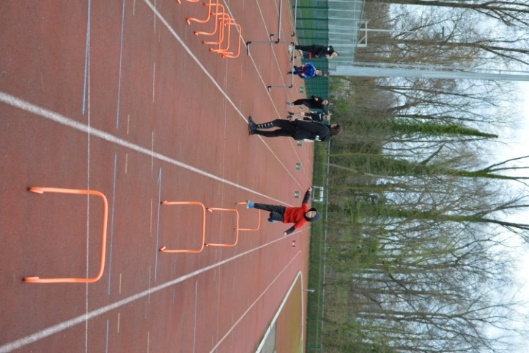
248, 116, 342, 141
290, 44, 338, 59
287, 95, 330, 111
287, 111, 331, 124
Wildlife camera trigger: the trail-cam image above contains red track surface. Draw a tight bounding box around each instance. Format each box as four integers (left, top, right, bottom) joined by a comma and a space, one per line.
1, 1, 314, 352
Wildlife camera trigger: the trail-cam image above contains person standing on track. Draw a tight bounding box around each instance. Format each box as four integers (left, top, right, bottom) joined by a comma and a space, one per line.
289, 43, 339, 59
287, 111, 332, 125
246, 187, 320, 236
288, 62, 328, 79
287, 96, 330, 111
247, 116, 342, 141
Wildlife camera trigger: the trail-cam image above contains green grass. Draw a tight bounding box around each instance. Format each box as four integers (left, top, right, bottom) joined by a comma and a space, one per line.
305, 142, 328, 352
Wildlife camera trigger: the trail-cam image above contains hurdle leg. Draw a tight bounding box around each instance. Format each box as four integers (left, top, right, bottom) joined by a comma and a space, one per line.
235, 202, 261, 231
159, 201, 207, 254
204, 207, 240, 247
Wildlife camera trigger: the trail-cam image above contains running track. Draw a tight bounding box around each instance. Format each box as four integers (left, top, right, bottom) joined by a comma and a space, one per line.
0, 1, 313, 352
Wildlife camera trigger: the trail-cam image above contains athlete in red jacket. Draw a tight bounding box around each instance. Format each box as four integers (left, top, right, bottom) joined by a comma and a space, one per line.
246, 187, 320, 236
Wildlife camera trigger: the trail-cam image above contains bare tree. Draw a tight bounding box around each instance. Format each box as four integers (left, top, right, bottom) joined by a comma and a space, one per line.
366, 0, 529, 27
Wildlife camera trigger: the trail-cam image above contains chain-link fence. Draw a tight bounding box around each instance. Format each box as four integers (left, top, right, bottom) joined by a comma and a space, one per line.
294, 0, 365, 97
293, 1, 365, 351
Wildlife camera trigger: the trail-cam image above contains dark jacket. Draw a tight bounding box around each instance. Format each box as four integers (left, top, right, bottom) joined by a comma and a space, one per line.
308, 96, 327, 110
297, 44, 336, 58
311, 45, 335, 58
303, 112, 327, 123
292, 96, 328, 111
291, 120, 331, 141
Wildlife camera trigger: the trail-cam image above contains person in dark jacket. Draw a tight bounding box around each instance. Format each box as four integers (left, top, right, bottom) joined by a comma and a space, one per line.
248, 116, 342, 141
289, 44, 338, 59
287, 111, 331, 125
287, 96, 329, 111
246, 187, 320, 236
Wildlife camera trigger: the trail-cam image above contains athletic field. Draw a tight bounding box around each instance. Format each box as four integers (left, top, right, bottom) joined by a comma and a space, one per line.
0, 1, 314, 352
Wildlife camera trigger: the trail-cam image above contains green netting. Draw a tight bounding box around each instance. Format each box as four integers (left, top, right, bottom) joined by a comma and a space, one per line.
293, 0, 365, 98
291, 1, 365, 352
294, 0, 330, 98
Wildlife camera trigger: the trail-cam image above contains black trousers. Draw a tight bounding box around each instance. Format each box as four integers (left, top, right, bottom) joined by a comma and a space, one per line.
253, 203, 285, 222
253, 119, 296, 139
292, 98, 312, 106
295, 44, 320, 53
294, 44, 325, 57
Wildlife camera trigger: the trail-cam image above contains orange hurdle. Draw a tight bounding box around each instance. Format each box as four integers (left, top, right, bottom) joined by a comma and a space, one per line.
186, 0, 220, 25
204, 15, 236, 53
23, 186, 109, 284
219, 22, 242, 59
193, 4, 228, 37
198, 14, 242, 59
204, 207, 240, 247
159, 201, 207, 254
235, 202, 261, 231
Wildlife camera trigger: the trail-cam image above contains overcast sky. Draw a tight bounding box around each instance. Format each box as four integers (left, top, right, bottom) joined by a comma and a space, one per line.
500, 82, 529, 351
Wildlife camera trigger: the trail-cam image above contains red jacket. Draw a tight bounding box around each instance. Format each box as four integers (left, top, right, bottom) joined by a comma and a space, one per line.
283, 203, 309, 230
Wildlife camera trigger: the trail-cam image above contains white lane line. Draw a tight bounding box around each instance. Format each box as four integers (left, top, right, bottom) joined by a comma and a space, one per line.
0, 92, 289, 205
150, 198, 153, 236
151, 131, 154, 174
254, 270, 303, 353
84, 51, 92, 353
107, 153, 119, 295
0, 234, 292, 353
105, 320, 110, 353
152, 62, 156, 103
193, 280, 198, 353
146, 330, 150, 353
154, 168, 162, 281
208, 253, 301, 353
82, 0, 91, 116
115, 0, 126, 128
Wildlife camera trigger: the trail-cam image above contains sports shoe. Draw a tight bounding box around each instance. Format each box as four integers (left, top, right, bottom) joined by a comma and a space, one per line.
246, 201, 254, 208
268, 218, 278, 223
286, 102, 294, 107
288, 44, 294, 53
248, 116, 257, 135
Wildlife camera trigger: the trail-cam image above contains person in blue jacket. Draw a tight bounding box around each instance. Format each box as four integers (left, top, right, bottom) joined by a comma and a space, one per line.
288, 63, 328, 79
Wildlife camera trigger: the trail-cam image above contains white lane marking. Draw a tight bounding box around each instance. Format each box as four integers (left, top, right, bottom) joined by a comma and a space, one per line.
0, 92, 288, 205
0, 234, 293, 353
209, 255, 301, 353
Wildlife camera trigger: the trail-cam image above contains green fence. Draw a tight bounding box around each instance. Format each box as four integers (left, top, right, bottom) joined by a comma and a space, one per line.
293, 0, 330, 98
293, 1, 365, 351
294, 2, 329, 351
305, 141, 329, 352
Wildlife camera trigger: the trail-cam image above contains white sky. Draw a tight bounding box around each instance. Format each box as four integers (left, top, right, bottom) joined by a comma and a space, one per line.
499, 82, 529, 350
